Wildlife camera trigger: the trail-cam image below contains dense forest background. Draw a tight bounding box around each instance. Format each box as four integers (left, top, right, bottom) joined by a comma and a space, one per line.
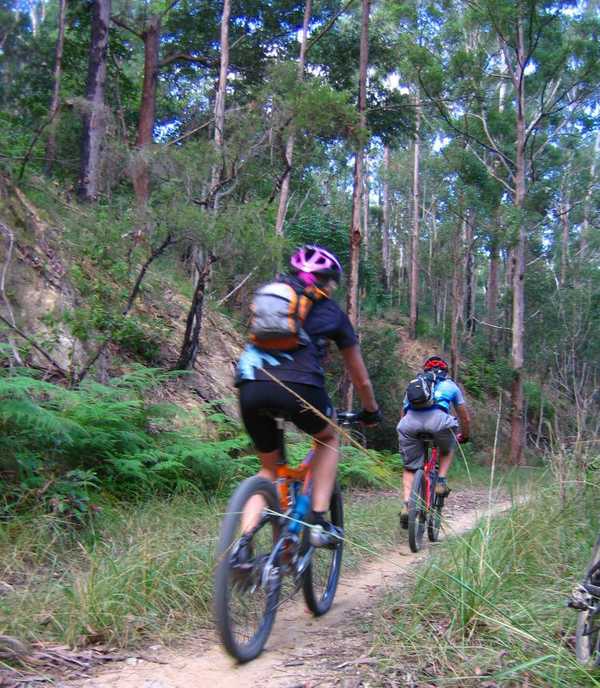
1, 0, 600, 497
2, 2, 600, 684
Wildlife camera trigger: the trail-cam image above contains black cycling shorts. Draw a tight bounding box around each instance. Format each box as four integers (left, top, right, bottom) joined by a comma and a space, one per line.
238, 380, 334, 452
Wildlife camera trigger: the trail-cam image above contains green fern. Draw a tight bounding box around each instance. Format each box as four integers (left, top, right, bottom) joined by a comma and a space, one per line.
0, 366, 252, 514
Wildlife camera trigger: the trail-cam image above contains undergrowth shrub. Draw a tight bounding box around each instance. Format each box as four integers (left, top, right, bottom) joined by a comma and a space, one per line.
0, 366, 253, 517
338, 446, 402, 489
285, 437, 401, 490
524, 379, 556, 424
326, 322, 407, 451
0, 363, 399, 522
460, 352, 513, 399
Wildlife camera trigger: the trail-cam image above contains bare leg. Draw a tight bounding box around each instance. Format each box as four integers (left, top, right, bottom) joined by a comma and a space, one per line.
310, 424, 339, 512
438, 450, 454, 478
403, 468, 415, 503
241, 449, 279, 533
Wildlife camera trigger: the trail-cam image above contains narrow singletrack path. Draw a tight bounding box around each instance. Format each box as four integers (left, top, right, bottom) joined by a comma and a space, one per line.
72, 492, 512, 688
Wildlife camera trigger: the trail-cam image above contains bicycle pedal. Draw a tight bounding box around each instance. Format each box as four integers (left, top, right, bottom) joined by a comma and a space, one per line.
568, 585, 591, 610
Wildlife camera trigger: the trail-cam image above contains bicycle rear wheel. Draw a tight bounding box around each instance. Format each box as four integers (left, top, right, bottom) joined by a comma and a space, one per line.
408, 469, 427, 553
214, 476, 282, 663
575, 540, 600, 667
302, 483, 344, 616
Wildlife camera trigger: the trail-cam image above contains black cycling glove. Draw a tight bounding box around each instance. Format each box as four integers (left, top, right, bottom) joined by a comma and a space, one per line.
358, 408, 383, 425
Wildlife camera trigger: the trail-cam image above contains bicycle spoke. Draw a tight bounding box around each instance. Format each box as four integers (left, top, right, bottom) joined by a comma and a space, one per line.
226, 519, 276, 649
310, 547, 335, 600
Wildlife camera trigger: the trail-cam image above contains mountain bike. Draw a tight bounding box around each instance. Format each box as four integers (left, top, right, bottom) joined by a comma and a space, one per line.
569, 533, 600, 666
407, 432, 446, 553
214, 411, 361, 663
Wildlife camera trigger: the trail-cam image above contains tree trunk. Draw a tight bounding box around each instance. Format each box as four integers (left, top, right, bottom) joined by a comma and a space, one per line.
450, 214, 465, 380
275, 0, 312, 236
580, 131, 599, 261
342, 0, 369, 411
211, 0, 231, 204
509, 13, 527, 466
535, 381, 544, 449
559, 201, 569, 287
175, 253, 215, 370
381, 144, 391, 291
78, 0, 111, 201
486, 239, 499, 357
441, 281, 448, 350
132, 15, 161, 207
464, 210, 475, 336
408, 92, 421, 340
363, 153, 369, 260
44, 0, 67, 174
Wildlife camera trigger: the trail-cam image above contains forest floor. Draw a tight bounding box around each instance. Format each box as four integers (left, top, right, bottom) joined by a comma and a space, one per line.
54, 488, 511, 688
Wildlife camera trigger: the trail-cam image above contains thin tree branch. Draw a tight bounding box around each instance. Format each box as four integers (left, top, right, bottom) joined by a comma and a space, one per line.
0, 314, 68, 375
75, 233, 177, 384
217, 267, 258, 306
160, 0, 181, 20
159, 52, 213, 68
0, 223, 23, 365
466, 144, 515, 194
110, 15, 144, 39
531, 115, 571, 162
472, 316, 512, 331
16, 108, 62, 181
306, 0, 357, 54
123, 233, 175, 314
469, 111, 515, 174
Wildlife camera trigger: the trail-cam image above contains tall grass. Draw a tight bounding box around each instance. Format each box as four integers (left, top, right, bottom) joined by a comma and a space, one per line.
0, 497, 221, 646
0, 490, 405, 648
375, 482, 600, 687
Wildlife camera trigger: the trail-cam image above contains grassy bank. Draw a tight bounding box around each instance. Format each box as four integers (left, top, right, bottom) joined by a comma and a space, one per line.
373, 481, 600, 687
0, 487, 408, 650
0, 426, 522, 653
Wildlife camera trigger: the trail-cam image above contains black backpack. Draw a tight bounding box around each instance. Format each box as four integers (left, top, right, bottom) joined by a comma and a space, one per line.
405, 372, 437, 409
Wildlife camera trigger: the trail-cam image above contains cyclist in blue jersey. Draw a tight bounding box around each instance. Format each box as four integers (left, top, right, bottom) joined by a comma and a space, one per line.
397, 356, 471, 528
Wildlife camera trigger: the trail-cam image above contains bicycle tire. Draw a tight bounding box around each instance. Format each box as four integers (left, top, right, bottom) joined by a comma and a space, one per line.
575, 539, 600, 667
214, 476, 281, 663
428, 497, 443, 542
408, 469, 427, 553
302, 483, 344, 616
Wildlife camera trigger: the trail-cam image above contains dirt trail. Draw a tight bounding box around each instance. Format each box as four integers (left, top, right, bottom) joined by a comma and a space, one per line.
71, 495, 512, 688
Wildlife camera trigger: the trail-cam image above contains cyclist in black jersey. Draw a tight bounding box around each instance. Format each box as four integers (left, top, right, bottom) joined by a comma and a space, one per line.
236, 245, 381, 546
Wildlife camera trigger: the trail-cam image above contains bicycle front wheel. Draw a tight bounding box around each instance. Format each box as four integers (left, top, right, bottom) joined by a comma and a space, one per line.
575, 540, 600, 667
427, 498, 443, 542
214, 476, 281, 663
408, 469, 427, 553
302, 483, 344, 616
428, 475, 443, 542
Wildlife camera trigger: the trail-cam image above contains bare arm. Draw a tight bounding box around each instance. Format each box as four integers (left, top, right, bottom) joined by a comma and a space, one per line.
455, 403, 471, 439
340, 345, 378, 411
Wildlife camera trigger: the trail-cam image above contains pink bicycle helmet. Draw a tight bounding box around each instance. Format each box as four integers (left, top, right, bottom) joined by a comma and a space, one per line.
290, 245, 343, 285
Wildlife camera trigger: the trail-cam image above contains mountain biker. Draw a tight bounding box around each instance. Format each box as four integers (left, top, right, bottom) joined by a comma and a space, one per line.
235, 245, 382, 547
397, 355, 470, 529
